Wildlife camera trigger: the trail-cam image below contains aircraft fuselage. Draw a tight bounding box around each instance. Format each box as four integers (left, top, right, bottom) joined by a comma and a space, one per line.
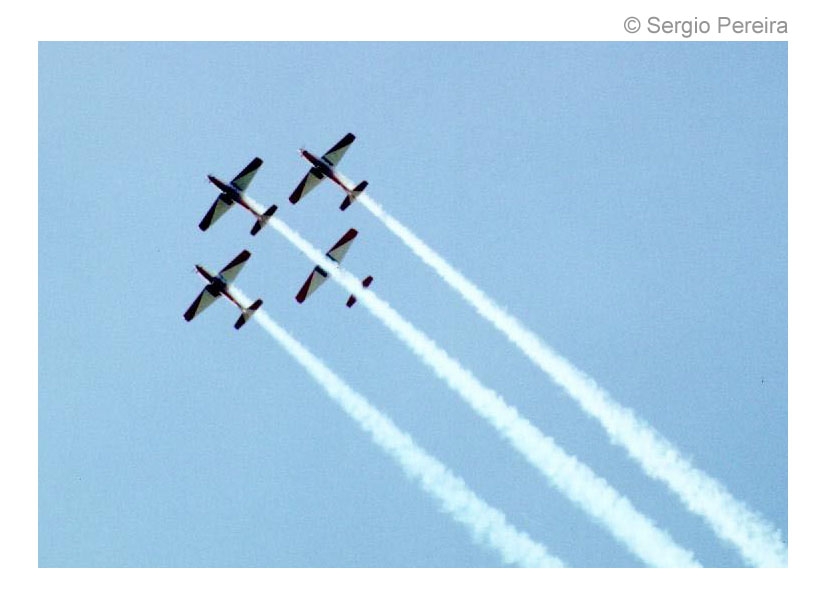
207, 175, 256, 213
300, 149, 349, 191
194, 264, 242, 306
195, 264, 223, 289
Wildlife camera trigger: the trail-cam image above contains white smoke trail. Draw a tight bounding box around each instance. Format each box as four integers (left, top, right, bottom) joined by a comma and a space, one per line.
250, 206, 699, 568
232, 294, 562, 568
347, 188, 787, 568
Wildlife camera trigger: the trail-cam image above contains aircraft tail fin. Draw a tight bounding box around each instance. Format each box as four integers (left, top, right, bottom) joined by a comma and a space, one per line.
234, 298, 263, 329
251, 204, 278, 236
340, 180, 368, 211
346, 276, 373, 308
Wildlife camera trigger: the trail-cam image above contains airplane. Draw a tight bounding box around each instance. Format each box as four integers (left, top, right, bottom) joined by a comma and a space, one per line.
295, 228, 374, 308
184, 250, 263, 330
200, 157, 278, 235
289, 133, 369, 211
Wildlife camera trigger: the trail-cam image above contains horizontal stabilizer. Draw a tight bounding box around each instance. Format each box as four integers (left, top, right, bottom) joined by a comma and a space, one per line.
346, 275, 374, 308
234, 298, 262, 330
251, 204, 278, 236
340, 180, 368, 211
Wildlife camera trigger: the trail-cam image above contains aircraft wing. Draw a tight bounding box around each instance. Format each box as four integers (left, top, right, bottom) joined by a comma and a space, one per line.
199, 196, 233, 231
217, 249, 251, 285
295, 266, 329, 303
289, 167, 325, 204
230, 157, 263, 192
326, 228, 358, 263
183, 287, 219, 322
322, 133, 355, 167
295, 230, 358, 304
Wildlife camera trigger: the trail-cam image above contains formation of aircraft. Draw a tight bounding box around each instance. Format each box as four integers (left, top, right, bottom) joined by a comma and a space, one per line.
185, 134, 374, 329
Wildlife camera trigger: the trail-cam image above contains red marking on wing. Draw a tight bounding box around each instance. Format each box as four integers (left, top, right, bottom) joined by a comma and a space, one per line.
296, 272, 314, 303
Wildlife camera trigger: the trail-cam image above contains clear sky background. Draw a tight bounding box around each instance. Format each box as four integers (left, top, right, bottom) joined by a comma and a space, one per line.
39, 42, 786, 567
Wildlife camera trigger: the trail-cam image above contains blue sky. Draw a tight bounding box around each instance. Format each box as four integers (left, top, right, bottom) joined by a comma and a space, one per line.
39, 42, 786, 567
